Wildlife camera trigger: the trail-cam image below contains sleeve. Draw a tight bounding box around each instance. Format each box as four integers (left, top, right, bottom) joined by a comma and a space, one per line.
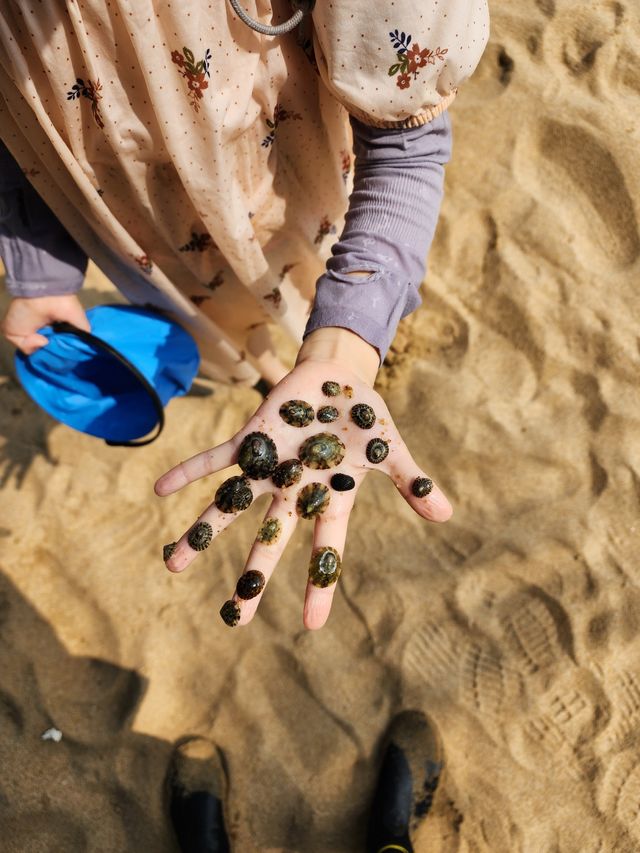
303, 110, 452, 363
0, 141, 88, 298
311, 0, 490, 127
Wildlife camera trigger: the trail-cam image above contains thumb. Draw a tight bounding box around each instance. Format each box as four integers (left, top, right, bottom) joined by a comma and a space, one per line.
389, 445, 453, 523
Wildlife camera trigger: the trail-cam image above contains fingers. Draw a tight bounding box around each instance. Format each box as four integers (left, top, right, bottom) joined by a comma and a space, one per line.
389, 443, 453, 522
303, 488, 356, 630
5, 332, 49, 355
64, 301, 92, 333
224, 498, 298, 626
163, 478, 269, 573
155, 438, 238, 495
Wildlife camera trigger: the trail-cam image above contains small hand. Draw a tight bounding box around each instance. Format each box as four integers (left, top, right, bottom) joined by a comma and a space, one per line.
155, 334, 452, 631
1, 294, 90, 354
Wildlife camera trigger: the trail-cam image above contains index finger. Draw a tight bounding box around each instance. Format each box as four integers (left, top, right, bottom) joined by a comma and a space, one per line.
154, 437, 237, 496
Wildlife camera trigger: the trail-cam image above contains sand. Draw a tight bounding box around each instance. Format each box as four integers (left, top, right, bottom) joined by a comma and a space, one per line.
1, 1, 639, 850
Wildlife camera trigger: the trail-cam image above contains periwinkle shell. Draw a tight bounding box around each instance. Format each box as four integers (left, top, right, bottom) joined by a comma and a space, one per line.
272, 459, 304, 489
215, 475, 253, 513
317, 405, 339, 423
279, 399, 314, 427
236, 569, 265, 600
296, 483, 330, 519
412, 476, 434, 498
321, 381, 341, 397
308, 546, 342, 588
350, 403, 376, 429
187, 521, 213, 551
366, 438, 389, 464
299, 432, 345, 470
237, 431, 278, 479
219, 599, 241, 627
257, 517, 281, 545
330, 473, 355, 492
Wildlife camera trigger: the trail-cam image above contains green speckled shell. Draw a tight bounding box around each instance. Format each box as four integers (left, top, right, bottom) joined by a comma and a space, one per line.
321, 381, 341, 397
187, 522, 213, 551
308, 546, 342, 588
317, 405, 339, 423
296, 483, 330, 519
215, 476, 253, 513
257, 517, 282, 545
237, 431, 278, 479
298, 432, 345, 469
279, 399, 315, 427
272, 459, 304, 488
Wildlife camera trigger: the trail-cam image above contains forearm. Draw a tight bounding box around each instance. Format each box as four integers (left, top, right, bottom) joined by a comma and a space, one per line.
304, 111, 452, 363
0, 140, 88, 297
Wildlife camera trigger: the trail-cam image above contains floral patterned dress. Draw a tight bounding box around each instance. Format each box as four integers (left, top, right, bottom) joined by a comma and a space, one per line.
0, 1, 489, 384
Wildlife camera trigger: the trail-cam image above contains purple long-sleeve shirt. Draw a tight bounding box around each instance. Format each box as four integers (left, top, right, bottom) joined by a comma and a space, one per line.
0, 113, 451, 361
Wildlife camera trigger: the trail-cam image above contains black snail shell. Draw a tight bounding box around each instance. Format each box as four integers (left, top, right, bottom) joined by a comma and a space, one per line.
308, 547, 342, 588
163, 542, 177, 561
330, 473, 355, 492
296, 483, 330, 519
236, 570, 265, 600
279, 399, 314, 427
237, 431, 278, 479
187, 521, 213, 551
272, 458, 304, 488
350, 403, 376, 429
257, 517, 281, 545
366, 438, 389, 464
298, 432, 345, 470
219, 599, 241, 627
317, 405, 339, 423
215, 476, 254, 513
412, 476, 434, 498
321, 381, 341, 397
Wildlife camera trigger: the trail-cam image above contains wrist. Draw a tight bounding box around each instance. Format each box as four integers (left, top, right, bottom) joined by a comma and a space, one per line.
296, 327, 380, 387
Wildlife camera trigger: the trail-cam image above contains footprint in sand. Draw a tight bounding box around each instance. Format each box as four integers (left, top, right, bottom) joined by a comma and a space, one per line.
597, 750, 640, 843
599, 653, 640, 753
514, 117, 640, 271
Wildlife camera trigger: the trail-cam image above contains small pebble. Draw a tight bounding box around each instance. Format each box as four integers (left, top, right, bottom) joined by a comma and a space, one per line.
41, 728, 62, 743
219, 599, 241, 627
187, 521, 213, 551
321, 381, 341, 397
330, 473, 355, 491
412, 476, 434, 498
236, 570, 265, 600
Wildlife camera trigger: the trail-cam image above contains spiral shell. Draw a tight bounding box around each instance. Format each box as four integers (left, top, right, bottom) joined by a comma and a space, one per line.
366, 438, 389, 464
187, 521, 213, 551
321, 381, 341, 397
237, 431, 278, 479
412, 476, 434, 498
350, 403, 376, 429
317, 405, 339, 423
299, 432, 345, 470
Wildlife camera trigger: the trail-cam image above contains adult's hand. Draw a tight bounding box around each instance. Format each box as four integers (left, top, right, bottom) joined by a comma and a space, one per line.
1, 294, 90, 354
155, 328, 452, 630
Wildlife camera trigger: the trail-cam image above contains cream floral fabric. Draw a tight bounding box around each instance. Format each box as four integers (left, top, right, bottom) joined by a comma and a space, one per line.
0, 1, 489, 383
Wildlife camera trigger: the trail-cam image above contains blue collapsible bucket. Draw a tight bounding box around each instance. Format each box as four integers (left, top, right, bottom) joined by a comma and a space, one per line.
14, 304, 200, 446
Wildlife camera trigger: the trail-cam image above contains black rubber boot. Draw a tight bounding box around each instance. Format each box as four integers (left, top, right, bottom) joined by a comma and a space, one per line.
167, 737, 231, 853
366, 710, 444, 853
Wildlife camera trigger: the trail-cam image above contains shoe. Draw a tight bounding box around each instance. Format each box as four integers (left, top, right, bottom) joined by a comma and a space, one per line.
366, 710, 444, 853
166, 736, 231, 853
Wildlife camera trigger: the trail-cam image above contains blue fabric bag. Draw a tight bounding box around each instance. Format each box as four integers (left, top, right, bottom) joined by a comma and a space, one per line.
14, 304, 200, 445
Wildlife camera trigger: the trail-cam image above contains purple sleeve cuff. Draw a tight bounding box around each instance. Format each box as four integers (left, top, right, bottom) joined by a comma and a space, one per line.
304, 111, 452, 362
0, 142, 87, 298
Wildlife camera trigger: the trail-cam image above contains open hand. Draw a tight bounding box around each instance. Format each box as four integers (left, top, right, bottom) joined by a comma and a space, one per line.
155, 351, 452, 631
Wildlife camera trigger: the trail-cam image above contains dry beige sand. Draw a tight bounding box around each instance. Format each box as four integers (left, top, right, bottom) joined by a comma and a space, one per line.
1, 1, 639, 850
